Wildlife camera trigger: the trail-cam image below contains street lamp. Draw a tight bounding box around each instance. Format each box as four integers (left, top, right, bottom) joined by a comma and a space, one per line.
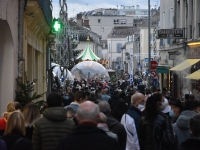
148, 0, 151, 89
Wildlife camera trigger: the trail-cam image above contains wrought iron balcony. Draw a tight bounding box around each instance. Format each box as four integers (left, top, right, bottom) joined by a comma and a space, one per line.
37, 0, 53, 26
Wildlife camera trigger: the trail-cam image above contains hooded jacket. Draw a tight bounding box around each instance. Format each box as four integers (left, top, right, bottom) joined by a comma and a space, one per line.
32, 107, 75, 150
106, 114, 127, 150
173, 110, 197, 145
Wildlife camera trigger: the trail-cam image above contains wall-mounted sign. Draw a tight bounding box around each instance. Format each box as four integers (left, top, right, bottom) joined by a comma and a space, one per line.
156, 29, 185, 39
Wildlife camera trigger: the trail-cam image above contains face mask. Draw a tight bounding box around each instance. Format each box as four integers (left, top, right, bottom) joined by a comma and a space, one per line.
166, 94, 170, 97
169, 110, 175, 117
138, 104, 145, 111
160, 102, 167, 111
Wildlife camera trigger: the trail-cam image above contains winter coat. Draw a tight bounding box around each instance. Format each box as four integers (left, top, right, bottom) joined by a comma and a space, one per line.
0, 118, 6, 130
64, 102, 79, 112
126, 105, 142, 135
112, 99, 128, 122
32, 107, 75, 150
57, 124, 121, 150
25, 126, 34, 141
101, 94, 111, 101
173, 110, 197, 145
108, 95, 121, 110
139, 112, 177, 150
179, 138, 200, 150
0, 136, 7, 150
97, 123, 118, 141
106, 114, 127, 150
3, 133, 32, 150
0, 118, 6, 136
121, 114, 140, 150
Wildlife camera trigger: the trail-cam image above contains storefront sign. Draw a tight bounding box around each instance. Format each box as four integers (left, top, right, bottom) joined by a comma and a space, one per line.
156, 29, 185, 39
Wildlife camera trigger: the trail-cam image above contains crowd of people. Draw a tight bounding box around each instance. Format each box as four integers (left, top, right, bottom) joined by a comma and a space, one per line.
0, 78, 200, 150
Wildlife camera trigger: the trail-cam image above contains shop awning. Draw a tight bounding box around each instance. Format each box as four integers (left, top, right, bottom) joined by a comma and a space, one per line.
156, 66, 170, 74
185, 69, 200, 80
170, 59, 200, 71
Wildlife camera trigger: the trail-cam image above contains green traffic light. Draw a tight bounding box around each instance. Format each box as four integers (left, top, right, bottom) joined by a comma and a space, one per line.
53, 21, 61, 32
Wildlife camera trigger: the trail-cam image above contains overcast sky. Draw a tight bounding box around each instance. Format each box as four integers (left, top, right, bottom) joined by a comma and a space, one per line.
52, 0, 159, 18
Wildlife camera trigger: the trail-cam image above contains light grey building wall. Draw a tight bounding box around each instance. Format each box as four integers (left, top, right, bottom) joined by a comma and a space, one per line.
87, 15, 134, 40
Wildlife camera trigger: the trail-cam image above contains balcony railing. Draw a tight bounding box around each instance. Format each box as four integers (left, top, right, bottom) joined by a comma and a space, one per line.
37, 0, 52, 26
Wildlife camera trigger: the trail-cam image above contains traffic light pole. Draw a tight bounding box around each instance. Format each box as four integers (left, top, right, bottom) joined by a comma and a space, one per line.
148, 0, 151, 90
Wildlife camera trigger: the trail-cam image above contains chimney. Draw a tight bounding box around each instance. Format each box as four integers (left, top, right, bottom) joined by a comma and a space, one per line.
76, 14, 83, 26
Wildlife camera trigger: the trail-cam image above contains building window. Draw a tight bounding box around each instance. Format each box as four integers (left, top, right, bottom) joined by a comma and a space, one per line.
198, 23, 200, 37
98, 19, 101, 23
117, 57, 121, 70
190, 25, 192, 39
101, 27, 104, 32
109, 43, 110, 53
167, 38, 171, 45
121, 19, 127, 24
141, 11, 148, 15
117, 43, 122, 53
160, 39, 164, 47
114, 19, 119, 24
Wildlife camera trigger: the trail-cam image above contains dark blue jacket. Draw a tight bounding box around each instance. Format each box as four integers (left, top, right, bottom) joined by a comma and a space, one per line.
126, 105, 142, 135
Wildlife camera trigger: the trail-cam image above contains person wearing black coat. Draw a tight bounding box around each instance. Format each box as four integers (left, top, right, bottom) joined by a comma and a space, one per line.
179, 114, 200, 150
98, 101, 127, 150
3, 133, 32, 150
2, 111, 32, 150
126, 93, 144, 135
57, 101, 120, 150
0, 136, 6, 150
139, 94, 177, 150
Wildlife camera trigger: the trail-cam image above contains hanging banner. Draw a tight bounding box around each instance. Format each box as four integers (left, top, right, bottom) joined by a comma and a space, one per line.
130, 54, 133, 85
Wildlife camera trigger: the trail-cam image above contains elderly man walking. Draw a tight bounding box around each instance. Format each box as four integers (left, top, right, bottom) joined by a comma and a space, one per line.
120, 93, 145, 150
57, 101, 120, 150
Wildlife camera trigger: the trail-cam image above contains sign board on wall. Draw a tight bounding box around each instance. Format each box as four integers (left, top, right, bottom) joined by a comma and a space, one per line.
156, 29, 185, 39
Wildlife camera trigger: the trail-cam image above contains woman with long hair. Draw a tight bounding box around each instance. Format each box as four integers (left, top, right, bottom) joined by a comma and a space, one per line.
2, 111, 32, 150
139, 93, 177, 150
23, 103, 41, 140
0, 102, 22, 136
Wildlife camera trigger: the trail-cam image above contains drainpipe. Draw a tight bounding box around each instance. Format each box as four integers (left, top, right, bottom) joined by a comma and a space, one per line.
18, 0, 25, 79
